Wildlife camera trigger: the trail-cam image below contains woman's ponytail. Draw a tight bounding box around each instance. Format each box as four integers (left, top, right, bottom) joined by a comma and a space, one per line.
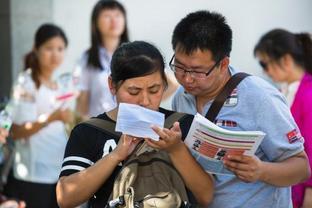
24, 50, 40, 88
296, 33, 312, 75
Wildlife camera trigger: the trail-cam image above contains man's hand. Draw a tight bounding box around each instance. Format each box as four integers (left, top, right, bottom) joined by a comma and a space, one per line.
223, 154, 264, 182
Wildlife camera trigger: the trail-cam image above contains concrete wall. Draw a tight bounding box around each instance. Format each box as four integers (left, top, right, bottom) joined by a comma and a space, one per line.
0, 0, 12, 98
10, 0, 53, 80
0, 0, 53, 98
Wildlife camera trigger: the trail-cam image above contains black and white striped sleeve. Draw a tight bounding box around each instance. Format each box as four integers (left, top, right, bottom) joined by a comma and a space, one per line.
59, 124, 98, 177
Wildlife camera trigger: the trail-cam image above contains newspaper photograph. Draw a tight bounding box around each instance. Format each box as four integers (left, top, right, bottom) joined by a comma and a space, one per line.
184, 113, 265, 175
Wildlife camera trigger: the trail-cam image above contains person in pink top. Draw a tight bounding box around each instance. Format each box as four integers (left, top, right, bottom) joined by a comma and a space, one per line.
254, 29, 312, 208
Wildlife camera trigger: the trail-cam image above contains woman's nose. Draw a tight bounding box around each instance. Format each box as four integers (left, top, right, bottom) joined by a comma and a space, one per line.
139, 92, 150, 107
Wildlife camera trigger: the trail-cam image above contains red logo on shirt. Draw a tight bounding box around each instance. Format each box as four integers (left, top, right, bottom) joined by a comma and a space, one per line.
286, 129, 302, 144
215, 119, 237, 127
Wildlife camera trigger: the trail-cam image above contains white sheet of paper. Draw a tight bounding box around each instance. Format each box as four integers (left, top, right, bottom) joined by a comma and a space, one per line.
115, 103, 165, 141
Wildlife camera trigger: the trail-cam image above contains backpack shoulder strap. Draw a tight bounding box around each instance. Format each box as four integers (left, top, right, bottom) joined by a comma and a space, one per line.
83, 118, 121, 138
164, 112, 188, 129
205, 72, 250, 122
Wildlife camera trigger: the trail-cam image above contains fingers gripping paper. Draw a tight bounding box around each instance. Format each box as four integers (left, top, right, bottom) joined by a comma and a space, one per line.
115, 103, 165, 141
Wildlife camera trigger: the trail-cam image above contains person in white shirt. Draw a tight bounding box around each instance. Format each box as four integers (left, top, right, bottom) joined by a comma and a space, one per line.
5, 24, 72, 208
75, 0, 179, 118
75, 0, 129, 119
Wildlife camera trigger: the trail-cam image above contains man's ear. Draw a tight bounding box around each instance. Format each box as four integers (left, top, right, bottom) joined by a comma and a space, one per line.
108, 76, 116, 95
220, 56, 230, 72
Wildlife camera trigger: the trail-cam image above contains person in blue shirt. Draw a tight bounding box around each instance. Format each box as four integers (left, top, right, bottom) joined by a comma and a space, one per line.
170, 10, 310, 207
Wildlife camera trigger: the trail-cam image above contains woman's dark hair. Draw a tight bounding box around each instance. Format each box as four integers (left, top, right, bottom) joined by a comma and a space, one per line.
87, 0, 129, 70
111, 41, 168, 89
172, 10, 232, 61
254, 29, 312, 75
24, 23, 68, 88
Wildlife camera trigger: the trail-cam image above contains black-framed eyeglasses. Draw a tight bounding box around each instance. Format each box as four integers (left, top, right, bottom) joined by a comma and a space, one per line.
169, 54, 222, 79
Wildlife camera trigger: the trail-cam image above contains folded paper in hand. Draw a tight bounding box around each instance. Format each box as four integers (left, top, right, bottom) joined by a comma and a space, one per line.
115, 103, 165, 141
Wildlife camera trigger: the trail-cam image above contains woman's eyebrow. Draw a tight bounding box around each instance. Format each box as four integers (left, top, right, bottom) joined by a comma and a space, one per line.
148, 84, 161, 89
128, 86, 141, 90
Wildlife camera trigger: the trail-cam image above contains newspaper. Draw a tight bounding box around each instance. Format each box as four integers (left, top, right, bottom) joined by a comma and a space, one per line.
185, 113, 265, 175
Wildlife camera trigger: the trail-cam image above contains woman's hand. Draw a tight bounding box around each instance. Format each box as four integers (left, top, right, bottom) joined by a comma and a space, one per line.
0, 127, 9, 144
111, 134, 141, 162
302, 187, 312, 208
145, 122, 184, 153
48, 108, 73, 124
0, 200, 26, 208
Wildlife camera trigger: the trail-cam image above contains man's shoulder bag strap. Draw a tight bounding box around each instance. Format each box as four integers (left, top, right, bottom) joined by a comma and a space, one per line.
205, 72, 251, 122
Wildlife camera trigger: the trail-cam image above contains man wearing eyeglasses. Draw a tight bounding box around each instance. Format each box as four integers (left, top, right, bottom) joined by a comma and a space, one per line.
171, 11, 310, 208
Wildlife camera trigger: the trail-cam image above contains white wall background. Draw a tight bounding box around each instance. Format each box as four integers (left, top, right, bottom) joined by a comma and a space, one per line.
52, 0, 98, 76
52, 0, 312, 78
10, 0, 53, 80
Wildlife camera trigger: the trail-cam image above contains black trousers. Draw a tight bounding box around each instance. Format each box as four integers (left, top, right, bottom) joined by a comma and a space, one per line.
4, 173, 59, 208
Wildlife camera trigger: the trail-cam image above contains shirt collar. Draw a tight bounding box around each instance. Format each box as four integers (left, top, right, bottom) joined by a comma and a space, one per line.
99, 46, 112, 61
